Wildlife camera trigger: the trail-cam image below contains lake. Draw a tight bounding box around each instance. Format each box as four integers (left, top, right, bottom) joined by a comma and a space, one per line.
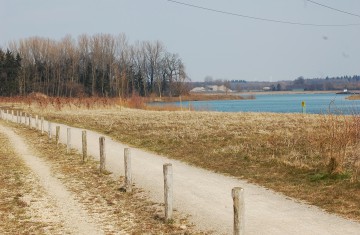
150, 93, 360, 114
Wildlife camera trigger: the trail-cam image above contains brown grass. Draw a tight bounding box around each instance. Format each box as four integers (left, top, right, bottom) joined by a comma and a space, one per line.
347, 95, 360, 100
2, 98, 360, 221
5, 122, 206, 234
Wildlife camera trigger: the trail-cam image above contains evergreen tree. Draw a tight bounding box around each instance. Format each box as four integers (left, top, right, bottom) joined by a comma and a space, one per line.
0, 49, 21, 96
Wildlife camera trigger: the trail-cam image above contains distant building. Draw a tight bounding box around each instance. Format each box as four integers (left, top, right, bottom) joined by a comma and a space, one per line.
190, 85, 232, 93
190, 87, 206, 92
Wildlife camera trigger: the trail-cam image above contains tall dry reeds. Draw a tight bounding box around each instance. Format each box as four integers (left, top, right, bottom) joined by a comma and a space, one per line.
0, 95, 123, 111
314, 113, 360, 180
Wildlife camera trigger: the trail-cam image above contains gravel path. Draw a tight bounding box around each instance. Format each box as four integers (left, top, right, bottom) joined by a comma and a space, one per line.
0, 124, 105, 235
3, 113, 360, 234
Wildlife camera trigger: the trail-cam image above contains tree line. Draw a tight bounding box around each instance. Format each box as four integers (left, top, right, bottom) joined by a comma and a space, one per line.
1, 34, 188, 97
0, 49, 21, 96
219, 75, 360, 92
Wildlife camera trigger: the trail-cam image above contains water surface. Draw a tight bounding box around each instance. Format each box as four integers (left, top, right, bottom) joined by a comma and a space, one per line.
151, 93, 360, 114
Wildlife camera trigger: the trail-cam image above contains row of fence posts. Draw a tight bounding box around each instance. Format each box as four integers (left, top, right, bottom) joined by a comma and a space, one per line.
0, 108, 245, 235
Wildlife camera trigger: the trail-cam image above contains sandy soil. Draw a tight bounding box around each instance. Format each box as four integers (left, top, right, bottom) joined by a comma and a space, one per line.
3, 112, 360, 234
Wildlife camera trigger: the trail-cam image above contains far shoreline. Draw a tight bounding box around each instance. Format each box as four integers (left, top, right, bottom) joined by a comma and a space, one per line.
234, 90, 354, 96
150, 90, 358, 103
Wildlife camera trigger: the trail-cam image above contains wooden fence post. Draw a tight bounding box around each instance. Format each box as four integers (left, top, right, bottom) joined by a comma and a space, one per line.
82, 131, 87, 162
48, 122, 52, 140
11, 110, 14, 122
163, 163, 173, 222
29, 115, 32, 129
55, 126, 60, 145
35, 115, 38, 129
124, 148, 132, 192
67, 128, 71, 154
232, 187, 245, 235
41, 117, 44, 134
99, 137, 106, 173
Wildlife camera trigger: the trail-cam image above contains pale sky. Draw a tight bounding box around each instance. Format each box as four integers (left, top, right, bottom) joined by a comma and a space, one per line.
1, 0, 360, 82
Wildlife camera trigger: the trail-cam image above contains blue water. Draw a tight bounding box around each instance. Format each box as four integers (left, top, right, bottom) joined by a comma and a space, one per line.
150, 93, 360, 114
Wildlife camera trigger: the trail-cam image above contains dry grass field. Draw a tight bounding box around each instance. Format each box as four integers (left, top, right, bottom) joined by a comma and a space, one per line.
1, 97, 360, 221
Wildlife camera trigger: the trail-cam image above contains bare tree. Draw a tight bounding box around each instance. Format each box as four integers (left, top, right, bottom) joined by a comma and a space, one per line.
7, 34, 188, 98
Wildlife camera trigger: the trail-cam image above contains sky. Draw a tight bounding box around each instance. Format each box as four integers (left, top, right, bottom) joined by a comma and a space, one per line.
1, 0, 360, 82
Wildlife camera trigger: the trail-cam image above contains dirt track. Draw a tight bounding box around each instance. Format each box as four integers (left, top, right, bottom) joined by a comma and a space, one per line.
0, 125, 105, 234
1, 112, 360, 234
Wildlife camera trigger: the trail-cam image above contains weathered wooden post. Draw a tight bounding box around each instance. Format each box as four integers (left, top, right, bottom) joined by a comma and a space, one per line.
11, 110, 14, 122
232, 187, 245, 235
25, 113, 28, 125
82, 130, 87, 162
99, 137, 106, 173
35, 115, 38, 129
163, 163, 173, 222
41, 117, 44, 134
6, 110, 8, 122
124, 148, 132, 192
29, 115, 32, 129
66, 128, 71, 154
55, 126, 60, 145
48, 122, 52, 140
